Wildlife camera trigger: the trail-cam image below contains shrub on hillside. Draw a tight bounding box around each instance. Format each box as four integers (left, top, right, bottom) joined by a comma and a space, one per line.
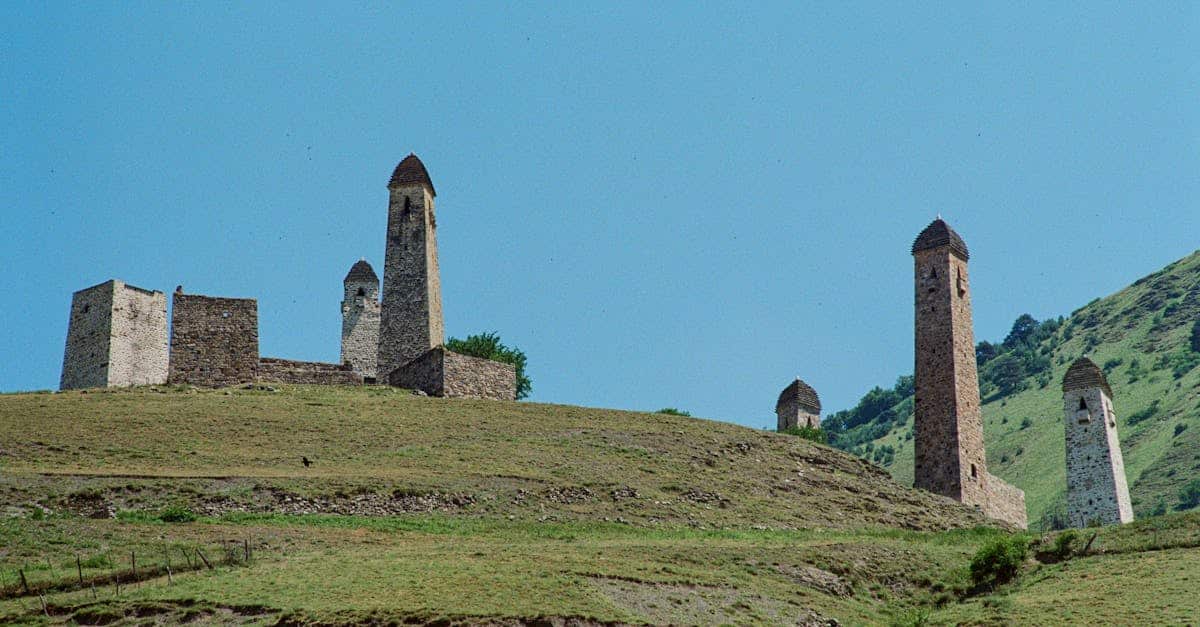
655, 408, 691, 417
158, 505, 197, 523
445, 332, 531, 399
1177, 478, 1200, 511
969, 535, 1028, 589
1126, 400, 1160, 426
1192, 319, 1200, 353
780, 425, 827, 444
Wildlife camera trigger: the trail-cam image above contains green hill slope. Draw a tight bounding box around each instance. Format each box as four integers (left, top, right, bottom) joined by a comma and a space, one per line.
828, 249, 1200, 529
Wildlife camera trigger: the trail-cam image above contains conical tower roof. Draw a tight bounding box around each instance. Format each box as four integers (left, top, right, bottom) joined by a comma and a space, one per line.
1063, 357, 1113, 397
388, 153, 436, 196
912, 218, 970, 260
776, 378, 821, 414
344, 259, 379, 284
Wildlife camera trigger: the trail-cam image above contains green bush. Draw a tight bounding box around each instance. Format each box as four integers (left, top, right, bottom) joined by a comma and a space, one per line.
1019, 417, 1033, 430
779, 425, 828, 444
969, 535, 1028, 588
445, 332, 532, 399
1052, 530, 1078, 560
655, 408, 691, 416
1177, 478, 1200, 510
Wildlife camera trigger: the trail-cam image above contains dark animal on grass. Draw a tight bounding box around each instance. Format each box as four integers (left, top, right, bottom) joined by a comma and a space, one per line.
302, 456, 312, 467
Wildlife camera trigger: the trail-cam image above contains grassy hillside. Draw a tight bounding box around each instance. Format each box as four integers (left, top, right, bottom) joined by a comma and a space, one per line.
1, 387, 1198, 624
0, 385, 986, 532
828, 249, 1200, 529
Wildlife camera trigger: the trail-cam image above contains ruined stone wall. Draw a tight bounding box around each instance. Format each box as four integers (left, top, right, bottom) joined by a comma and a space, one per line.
341, 282, 380, 381
168, 293, 259, 387
108, 284, 169, 387
60, 281, 116, 389
388, 347, 516, 400
257, 358, 363, 386
442, 350, 516, 400
913, 248, 989, 509
379, 185, 445, 379
1064, 387, 1134, 527
984, 473, 1028, 529
61, 280, 168, 390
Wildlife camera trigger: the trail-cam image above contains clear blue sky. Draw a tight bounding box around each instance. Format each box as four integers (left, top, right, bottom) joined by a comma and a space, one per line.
2, 3, 1197, 427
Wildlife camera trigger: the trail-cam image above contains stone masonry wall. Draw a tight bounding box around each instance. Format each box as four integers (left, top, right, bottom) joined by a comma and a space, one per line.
61, 280, 168, 390
984, 473, 1028, 529
1064, 387, 1134, 527
388, 347, 516, 400
60, 281, 116, 389
341, 281, 380, 381
442, 350, 516, 400
776, 402, 820, 431
379, 185, 445, 379
108, 283, 169, 387
914, 248, 989, 509
257, 358, 363, 386
388, 347, 443, 395
168, 293, 259, 387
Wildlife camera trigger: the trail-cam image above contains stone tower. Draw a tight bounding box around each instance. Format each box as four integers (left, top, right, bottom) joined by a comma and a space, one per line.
1062, 358, 1134, 528
776, 378, 821, 431
912, 218, 1026, 527
341, 259, 381, 382
61, 279, 169, 390
379, 154, 445, 379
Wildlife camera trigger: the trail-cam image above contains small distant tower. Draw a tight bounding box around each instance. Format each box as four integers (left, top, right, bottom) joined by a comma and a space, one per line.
378, 154, 445, 379
1062, 358, 1134, 528
61, 279, 168, 390
341, 259, 381, 382
776, 378, 821, 431
912, 218, 1026, 528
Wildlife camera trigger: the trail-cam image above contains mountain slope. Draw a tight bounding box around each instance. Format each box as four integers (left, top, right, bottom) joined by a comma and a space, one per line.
828, 249, 1200, 529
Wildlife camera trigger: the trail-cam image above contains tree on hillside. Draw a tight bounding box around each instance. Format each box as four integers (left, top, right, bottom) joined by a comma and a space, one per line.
1003, 314, 1039, 349
976, 341, 998, 366
446, 332, 532, 399
1191, 319, 1200, 353
986, 353, 1026, 397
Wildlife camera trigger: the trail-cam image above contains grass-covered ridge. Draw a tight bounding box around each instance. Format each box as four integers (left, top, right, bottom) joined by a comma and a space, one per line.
0, 384, 988, 532
828, 249, 1200, 529
2, 386, 1198, 623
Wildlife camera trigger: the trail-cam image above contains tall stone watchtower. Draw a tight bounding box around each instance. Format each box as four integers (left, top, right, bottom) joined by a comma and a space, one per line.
378, 154, 445, 379
1062, 357, 1133, 527
341, 259, 381, 382
776, 378, 821, 431
912, 218, 1025, 528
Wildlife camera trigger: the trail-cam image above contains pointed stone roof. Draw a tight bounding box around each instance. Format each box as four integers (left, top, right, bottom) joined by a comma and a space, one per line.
912, 218, 970, 260
344, 259, 378, 284
776, 378, 821, 414
1062, 357, 1113, 397
388, 153, 436, 196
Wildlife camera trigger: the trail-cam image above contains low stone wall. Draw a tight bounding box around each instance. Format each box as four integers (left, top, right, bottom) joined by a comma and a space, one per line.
443, 350, 516, 400
257, 358, 363, 386
388, 347, 516, 400
985, 473, 1027, 529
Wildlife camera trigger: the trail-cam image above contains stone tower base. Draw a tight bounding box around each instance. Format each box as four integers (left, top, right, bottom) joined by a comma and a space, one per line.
388, 347, 516, 400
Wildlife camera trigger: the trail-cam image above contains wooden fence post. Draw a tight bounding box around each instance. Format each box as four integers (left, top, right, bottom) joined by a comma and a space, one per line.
77, 555, 84, 587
